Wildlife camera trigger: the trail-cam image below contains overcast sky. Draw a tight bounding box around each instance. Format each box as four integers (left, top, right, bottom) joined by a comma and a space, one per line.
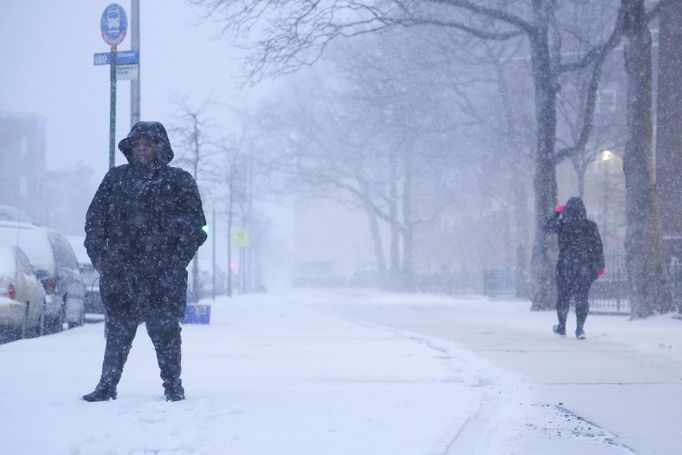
1, 0, 256, 177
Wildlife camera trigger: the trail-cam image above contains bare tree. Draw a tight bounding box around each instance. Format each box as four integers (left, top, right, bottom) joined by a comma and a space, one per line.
171, 96, 219, 300
193, 0, 674, 313
189, 0, 631, 309
215, 136, 250, 297
621, 0, 674, 316
252, 48, 461, 290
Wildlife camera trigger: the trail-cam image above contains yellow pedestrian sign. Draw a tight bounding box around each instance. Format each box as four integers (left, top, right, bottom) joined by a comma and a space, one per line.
233, 228, 250, 248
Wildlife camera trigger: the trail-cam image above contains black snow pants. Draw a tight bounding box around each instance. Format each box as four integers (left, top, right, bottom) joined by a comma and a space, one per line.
556, 263, 595, 332
97, 267, 182, 393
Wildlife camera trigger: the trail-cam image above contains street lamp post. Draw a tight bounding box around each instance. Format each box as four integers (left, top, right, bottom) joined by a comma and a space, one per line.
601, 150, 614, 249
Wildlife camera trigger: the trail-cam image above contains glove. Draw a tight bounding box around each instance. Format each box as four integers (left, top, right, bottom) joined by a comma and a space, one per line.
598, 268, 605, 276
555, 204, 565, 214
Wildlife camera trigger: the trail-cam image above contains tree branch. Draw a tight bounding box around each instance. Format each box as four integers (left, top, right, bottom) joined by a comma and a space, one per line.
395, 17, 523, 41
555, 6, 626, 75
424, 0, 535, 34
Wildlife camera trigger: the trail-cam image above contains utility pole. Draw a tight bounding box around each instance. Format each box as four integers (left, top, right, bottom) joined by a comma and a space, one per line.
109, 49, 117, 170
212, 208, 216, 300
130, 0, 141, 127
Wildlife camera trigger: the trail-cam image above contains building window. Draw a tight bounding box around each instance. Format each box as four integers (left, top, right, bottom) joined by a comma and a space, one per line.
596, 88, 617, 114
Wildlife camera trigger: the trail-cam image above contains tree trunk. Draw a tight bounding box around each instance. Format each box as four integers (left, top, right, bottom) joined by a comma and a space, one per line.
401, 157, 415, 292
529, 23, 559, 311
389, 152, 401, 290
512, 177, 529, 253
622, 0, 674, 317
365, 204, 389, 288
575, 160, 587, 199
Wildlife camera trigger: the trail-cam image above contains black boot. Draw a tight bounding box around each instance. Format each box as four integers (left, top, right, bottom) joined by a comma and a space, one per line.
164, 383, 185, 402
82, 385, 117, 402
552, 324, 566, 336
147, 319, 184, 401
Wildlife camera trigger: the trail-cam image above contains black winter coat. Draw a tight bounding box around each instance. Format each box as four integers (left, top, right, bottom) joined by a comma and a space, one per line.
85, 121, 207, 316
544, 197, 605, 282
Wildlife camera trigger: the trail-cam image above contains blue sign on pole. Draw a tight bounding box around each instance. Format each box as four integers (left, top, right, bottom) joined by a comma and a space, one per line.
93, 50, 139, 66
100, 3, 128, 48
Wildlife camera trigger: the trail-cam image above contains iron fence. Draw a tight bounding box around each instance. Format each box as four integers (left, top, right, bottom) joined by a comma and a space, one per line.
414, 270, 482, 295
587, 250, 630, 314
413, 249, 682, 316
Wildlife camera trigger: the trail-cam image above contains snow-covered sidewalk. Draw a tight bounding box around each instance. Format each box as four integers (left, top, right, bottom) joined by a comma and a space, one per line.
328, 290, 682, 455
0, 291, 519, 455
3, 289, 681, 454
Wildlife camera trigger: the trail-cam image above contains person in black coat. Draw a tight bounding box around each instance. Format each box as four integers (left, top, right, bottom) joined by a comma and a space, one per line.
82, 121, 207, 402
544, 197, 605, 340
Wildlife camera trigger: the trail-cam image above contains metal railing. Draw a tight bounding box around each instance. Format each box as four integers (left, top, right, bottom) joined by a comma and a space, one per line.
478, 250, 633, 315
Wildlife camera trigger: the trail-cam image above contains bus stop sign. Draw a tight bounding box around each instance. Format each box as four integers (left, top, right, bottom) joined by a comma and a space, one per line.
100, 4, 128, 47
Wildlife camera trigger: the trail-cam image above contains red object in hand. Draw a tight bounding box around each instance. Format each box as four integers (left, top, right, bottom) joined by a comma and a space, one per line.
555, 204, 566, 214
598, 268, 605, 276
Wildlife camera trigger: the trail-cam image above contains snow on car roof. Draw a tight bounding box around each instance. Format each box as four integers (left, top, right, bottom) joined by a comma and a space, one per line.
0, 222, 55, 273
0, 205, 31, 224
65, 235, 90, 264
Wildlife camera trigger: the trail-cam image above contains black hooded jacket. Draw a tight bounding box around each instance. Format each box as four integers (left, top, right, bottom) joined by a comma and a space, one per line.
84, 122, 207, 305
544, 197, 605, 279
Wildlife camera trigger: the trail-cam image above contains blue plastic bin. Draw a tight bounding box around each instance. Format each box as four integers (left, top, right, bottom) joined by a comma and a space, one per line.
183, 302, 211, 324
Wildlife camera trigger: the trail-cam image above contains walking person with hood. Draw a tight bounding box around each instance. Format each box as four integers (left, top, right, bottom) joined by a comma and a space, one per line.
82, 121, 207, 402
544, 197, 605, 340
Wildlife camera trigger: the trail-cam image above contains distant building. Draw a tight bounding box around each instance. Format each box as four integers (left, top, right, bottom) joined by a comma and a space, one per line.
0, 112, 47, 224
43, 165, 97, 236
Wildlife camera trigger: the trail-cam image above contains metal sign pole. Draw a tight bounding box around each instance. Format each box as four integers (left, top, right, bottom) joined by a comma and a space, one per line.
109, 47, 117, 170
98, 2, 128, 337
98, 3, 128, 170
130, 0, 141, 127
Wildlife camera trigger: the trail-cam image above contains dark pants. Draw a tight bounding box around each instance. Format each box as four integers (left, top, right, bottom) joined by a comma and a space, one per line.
97, 268, 183, 393
556, 266, 595, 332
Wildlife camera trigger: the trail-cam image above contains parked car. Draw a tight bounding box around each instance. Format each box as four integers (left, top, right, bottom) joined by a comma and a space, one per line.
293, 260, 344, 287
0, 222, 86, 331
0, 245, 46, 339
66, 235, 103, 314
0, 205, 31, 223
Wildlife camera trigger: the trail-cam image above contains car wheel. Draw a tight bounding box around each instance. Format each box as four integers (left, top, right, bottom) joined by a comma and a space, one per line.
21, 301, 30, 339
66, 295, 84, 329
1, 326, 20, 342
49, 302, 65, 333
68, 307, 84, 329
59, 299, 67, 331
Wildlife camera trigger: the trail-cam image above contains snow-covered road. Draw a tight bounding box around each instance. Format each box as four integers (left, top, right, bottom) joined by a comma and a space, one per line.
1, 289, 680, 454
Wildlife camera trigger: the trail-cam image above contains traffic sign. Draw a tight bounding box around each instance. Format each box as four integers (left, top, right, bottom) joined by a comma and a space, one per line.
116, 64, 139, 80
93, 50, 139, 66
233, 229, 251, 248
100, 4, 128, 47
